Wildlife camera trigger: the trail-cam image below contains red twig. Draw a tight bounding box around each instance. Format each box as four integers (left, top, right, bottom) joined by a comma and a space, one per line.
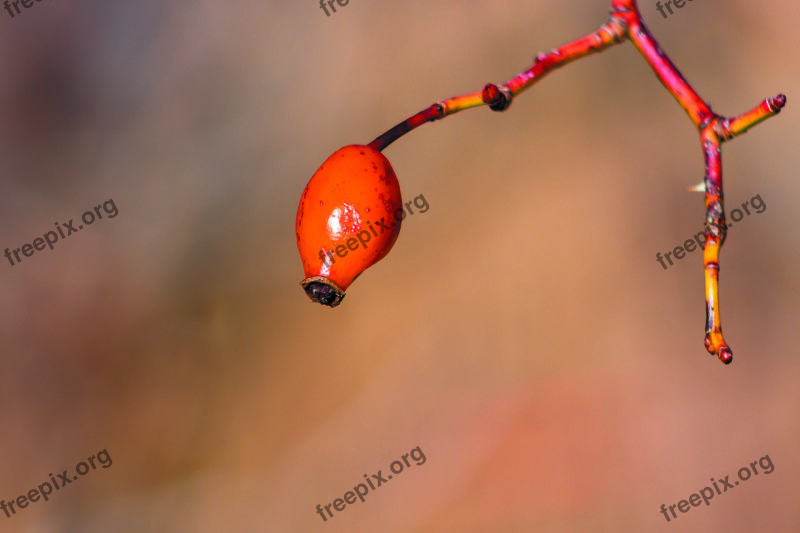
367, 0, 786, 364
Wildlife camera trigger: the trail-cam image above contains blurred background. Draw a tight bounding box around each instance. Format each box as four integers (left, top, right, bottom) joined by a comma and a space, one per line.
0, 0, 798, 531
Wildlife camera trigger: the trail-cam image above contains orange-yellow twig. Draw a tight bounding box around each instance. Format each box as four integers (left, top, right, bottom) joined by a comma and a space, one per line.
366, 0, 785, 364
716, 94, 787, 140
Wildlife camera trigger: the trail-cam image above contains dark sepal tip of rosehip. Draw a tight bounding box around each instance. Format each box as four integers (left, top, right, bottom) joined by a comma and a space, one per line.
301, 276, 346, 308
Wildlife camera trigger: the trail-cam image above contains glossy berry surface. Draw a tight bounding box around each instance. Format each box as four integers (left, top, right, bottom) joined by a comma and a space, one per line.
296, 145, 402, 306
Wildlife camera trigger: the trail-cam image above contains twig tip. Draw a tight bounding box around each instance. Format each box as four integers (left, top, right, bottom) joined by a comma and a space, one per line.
771, 93, 787, 112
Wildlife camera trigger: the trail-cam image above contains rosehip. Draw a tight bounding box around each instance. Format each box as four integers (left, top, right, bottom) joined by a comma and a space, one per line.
296, 145, 402, 307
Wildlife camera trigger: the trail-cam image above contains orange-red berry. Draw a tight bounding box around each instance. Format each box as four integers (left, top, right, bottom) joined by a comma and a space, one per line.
296, 145, 402, 306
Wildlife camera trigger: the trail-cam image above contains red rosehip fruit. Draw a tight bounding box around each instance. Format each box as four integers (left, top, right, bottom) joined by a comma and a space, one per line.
296, 145, 403, 306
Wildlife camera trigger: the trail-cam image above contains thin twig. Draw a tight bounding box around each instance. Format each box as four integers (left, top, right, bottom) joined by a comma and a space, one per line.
367, 0, 785, 364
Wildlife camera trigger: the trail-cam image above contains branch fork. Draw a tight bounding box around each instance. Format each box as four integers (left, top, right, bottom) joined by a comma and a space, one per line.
366, 0, 785, 364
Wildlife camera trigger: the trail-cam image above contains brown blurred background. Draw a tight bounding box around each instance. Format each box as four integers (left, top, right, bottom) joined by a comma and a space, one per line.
0, 0, 798, 531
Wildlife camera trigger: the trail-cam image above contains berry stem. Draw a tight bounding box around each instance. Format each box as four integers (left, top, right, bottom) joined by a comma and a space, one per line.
366, 0, 786, 364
